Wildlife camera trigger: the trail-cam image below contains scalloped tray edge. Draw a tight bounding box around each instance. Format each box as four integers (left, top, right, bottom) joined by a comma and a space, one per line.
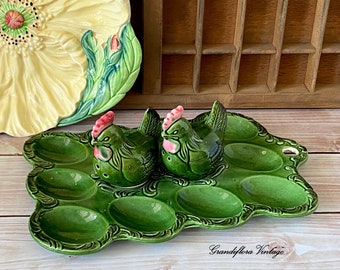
23, 111, 318, 255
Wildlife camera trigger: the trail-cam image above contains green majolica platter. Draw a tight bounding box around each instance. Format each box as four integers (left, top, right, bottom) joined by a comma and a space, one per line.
23, 104, 318, 255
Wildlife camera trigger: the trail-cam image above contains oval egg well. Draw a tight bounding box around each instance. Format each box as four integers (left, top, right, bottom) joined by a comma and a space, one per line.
177, 186, 243, 218
35, 168, 96, 200
109, 197, 177, 232
38, 206, 109, 245
33, 136, 89, 164
224, 115, 259, 141
241, 175, 309, 208
224, 143, 283, 171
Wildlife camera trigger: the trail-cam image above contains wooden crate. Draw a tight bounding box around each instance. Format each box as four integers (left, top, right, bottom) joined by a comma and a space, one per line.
119, 0, 340, 109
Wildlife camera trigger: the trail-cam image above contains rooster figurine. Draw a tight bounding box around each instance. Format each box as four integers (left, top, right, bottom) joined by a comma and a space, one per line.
161, 101, 227, 180
91, 108, 160, 187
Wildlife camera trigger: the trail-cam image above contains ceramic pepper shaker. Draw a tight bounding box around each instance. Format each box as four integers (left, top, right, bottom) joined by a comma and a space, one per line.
91, 108, 160, 187
160, 100, 227, 180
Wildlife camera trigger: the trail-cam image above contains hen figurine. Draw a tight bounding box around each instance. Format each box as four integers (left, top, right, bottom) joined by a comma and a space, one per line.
161, 101, 227, 180
91, 108, 160, 187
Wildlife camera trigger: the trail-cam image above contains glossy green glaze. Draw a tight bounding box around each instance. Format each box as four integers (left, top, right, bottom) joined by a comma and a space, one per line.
38, 206, 110, 244
35, 168, 96, 200
58, 23, 142, 127
91, 108, 160, 187
161, 101, 227, 179
177, 186, 243, 218
109, 197, 177, 232
224, 143, 284, 171
23, 102, 318, 255
240, 175, 308, 208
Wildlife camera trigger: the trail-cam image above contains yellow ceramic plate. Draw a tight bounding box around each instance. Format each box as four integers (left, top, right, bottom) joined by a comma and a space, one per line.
0, 0, 141, 136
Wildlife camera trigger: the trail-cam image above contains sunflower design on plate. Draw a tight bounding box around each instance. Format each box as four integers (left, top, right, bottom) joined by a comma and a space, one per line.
0, 0, 141, 136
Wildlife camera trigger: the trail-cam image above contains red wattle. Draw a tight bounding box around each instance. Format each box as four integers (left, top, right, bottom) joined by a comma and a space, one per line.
163, 139, 176, 153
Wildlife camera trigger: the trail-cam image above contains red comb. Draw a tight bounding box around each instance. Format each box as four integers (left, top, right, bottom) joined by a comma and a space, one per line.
91, 111, 115, 138
162, 105, 184, 130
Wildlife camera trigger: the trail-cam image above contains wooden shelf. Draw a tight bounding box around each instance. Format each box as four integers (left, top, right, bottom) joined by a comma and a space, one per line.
282, 43, 316, 54
275, 84, 310, 93
162, 44, 196, 55
127, 0, 340, 108
317, 54, 340, 83
202, 44, 236, 54
322, 43, 340, 53
242, 43, 277, 54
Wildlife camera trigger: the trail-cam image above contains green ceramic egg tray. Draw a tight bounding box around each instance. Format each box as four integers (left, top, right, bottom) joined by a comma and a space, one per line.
23, 111, 318, 255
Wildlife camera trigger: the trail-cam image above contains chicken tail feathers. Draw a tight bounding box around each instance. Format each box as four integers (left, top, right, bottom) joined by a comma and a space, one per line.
205, 100, 227, 139
138, 108, 161, 138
